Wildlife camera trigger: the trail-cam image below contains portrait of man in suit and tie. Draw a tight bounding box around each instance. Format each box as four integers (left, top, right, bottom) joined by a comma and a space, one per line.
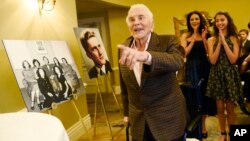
79, 29, 112, 79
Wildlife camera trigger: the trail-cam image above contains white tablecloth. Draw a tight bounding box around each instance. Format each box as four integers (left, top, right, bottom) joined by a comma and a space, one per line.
0, 112, 70, 141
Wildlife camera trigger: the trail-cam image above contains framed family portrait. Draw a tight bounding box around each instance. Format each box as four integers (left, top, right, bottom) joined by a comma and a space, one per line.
35, 40, 47, 54
74, 27, 112, 79
3, 40, 85, 112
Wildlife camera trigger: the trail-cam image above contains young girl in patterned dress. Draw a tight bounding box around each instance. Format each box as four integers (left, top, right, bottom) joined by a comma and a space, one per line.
206, 11, 243, 141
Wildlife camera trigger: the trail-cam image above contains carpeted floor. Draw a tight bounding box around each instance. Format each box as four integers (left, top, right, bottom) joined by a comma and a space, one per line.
78, 93, 250, 141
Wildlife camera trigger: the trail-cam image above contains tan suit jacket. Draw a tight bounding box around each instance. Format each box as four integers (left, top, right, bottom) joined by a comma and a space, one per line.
119, 33, 187, 141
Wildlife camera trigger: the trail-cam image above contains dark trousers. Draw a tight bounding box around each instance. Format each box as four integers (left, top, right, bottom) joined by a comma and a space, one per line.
133, 123, 184, 141
143, 123, 155, 141
172, 135, 184, 141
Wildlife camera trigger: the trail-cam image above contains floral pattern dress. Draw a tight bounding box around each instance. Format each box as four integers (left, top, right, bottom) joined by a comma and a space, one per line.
206, 36, 243, 101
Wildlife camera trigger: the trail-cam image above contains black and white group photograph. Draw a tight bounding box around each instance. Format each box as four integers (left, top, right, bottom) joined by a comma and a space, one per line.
3, 40, 84, 112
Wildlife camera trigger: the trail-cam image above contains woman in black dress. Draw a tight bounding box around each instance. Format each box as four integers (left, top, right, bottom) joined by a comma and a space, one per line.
53, 65, 72, 102
180, 11, 216, 138
36, 68, 57, 109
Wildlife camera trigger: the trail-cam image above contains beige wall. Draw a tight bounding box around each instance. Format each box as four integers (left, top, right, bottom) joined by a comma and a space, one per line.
107, 9, 130, 87
102, 0, 134, 7
139, 0, 249, 34
103, 0, 249, 34
77, 0, 249, 90
101, 0, 250, 88
0, 0, 88, 129
0, 0, 249, 138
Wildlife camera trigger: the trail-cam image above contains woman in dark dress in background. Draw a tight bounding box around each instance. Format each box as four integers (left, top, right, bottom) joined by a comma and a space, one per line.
37, 68, 57, 109
180, 11, 216, 139
53, 65, 72, 101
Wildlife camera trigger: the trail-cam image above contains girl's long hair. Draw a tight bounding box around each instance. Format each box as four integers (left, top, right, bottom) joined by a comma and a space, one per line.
213, 11, 238, 38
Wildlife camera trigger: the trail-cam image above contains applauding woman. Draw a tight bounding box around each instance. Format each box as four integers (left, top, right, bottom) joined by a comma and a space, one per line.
206, 11, 243, 141
180, 11, 216, 139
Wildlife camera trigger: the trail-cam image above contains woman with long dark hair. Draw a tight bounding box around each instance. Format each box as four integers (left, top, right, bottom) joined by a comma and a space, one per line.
36, 68, 57, 109
180, 11, 216, 139
206, 11, 243, 141
53, 65, 72, 101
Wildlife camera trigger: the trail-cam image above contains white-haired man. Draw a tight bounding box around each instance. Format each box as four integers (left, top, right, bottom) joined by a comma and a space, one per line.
118, 4, 187, 141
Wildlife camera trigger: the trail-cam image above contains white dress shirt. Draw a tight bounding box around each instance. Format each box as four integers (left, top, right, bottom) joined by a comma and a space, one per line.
96, 65, 106, 75
131, 33, 152, 86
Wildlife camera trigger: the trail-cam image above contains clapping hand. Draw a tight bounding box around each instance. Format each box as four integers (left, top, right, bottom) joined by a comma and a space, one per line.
118, 44, 149, 70
245, 55, 250, 62
48, 92, 53, 97
219, 29, 225, 45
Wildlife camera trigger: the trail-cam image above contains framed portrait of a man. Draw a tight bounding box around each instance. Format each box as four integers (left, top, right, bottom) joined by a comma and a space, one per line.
74, 27, 112, 79
3, 40, 85, 112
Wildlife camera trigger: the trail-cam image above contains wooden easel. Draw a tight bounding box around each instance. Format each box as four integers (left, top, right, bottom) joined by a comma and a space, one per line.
92, 73, 122, 140
106, 73, 122, 114
47, 99, 93, 141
